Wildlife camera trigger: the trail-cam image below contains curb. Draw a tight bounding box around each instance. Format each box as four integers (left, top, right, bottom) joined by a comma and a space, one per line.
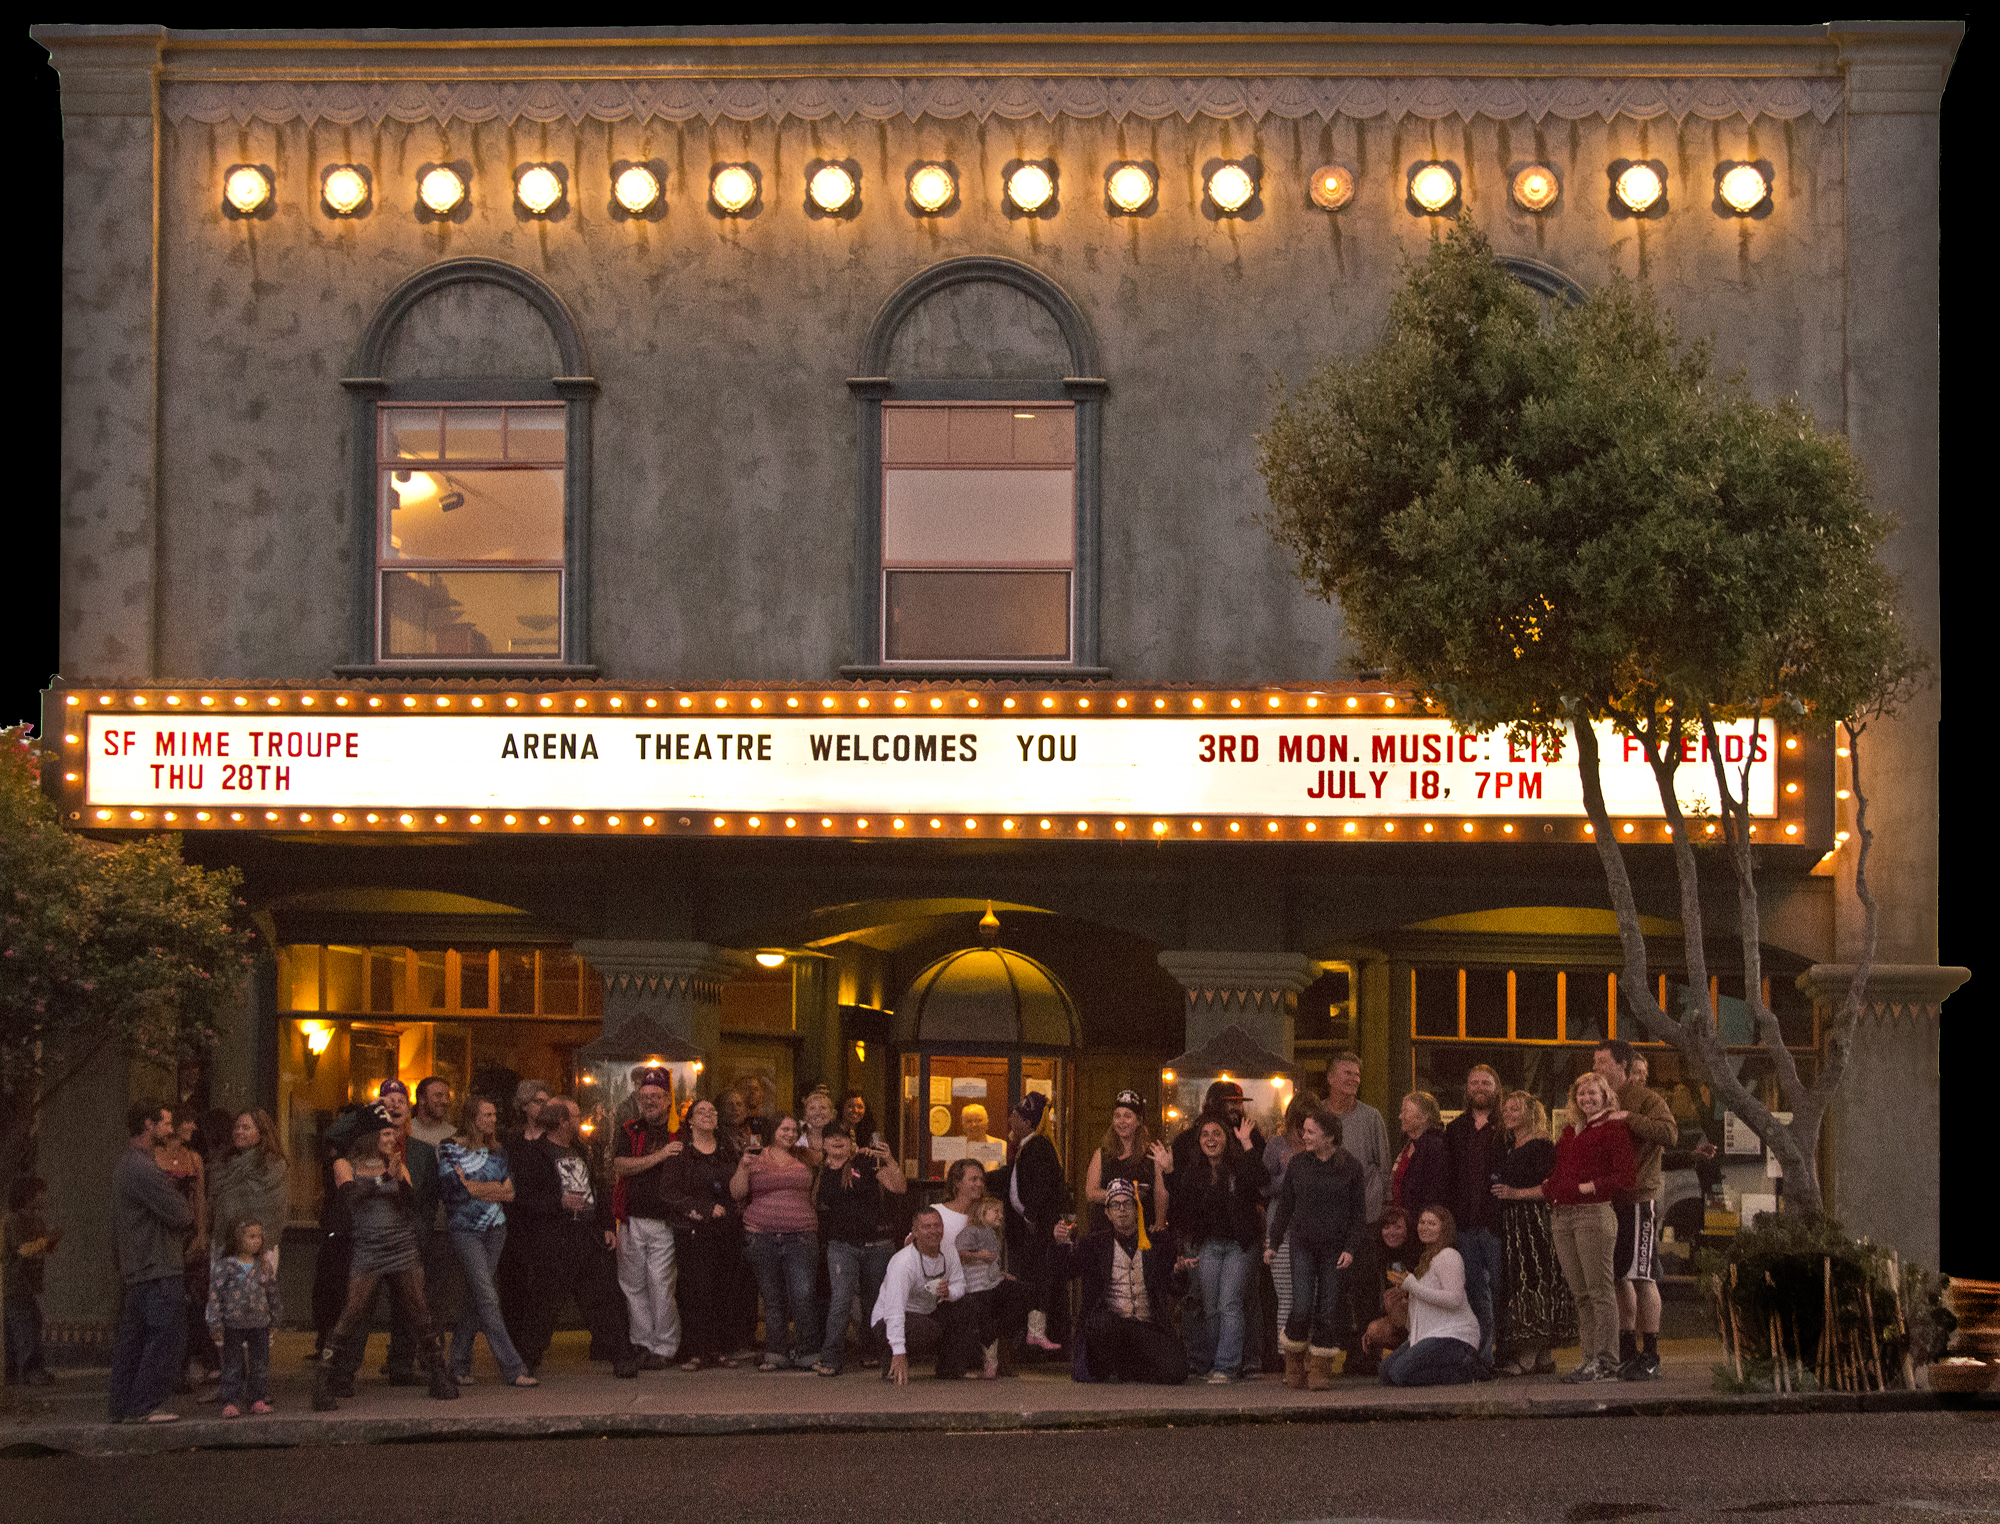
0, 1387, 1971, 1457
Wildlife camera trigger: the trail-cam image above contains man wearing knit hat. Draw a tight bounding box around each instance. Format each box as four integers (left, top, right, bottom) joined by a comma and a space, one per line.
995, 1091, 1068, 1352
610, 1067, 685, 1368
1053, 1178, 1187, 1384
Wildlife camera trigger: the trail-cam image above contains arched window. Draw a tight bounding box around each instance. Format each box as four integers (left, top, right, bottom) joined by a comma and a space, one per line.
846, 257, 1107, 675
340, 258, 597, 673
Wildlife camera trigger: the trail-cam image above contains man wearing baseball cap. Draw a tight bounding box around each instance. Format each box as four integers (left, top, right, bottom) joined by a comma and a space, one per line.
610, 1067, 685, 1367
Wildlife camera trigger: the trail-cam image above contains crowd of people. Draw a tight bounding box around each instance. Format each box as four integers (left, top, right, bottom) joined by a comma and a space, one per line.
80, 1038, 1701, 1421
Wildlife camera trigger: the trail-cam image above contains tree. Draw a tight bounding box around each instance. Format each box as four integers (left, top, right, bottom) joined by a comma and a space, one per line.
1257, 219, 1925, 1217
0, 727, 254, 1173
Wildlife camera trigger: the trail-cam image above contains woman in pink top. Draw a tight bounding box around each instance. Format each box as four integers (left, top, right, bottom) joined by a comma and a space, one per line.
731, 1115, 819, 1370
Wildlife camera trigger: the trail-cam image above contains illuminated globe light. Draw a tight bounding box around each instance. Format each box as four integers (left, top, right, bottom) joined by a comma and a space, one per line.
515, 165, 564, 215
1106, 162, 1155, 213
1206, 163, 1256, 213
1719, 163, 1769, 214
419, 166, 468, 215
1006, 163, 1055, 213
1409, 163, 1458, 213
224, 165, 272, 215
1615, 163, 1664, 213
613, 165, 661, 214
1512, 164, 1559, 213
808, 163, 856, 214
908, 163, 955, 213
1308, 164, 1354, 211
711, 164, 758, 214
322, 166, 369, 216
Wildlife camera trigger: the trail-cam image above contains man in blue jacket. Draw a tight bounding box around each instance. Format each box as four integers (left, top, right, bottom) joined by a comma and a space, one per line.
108, 1103, 194, 1423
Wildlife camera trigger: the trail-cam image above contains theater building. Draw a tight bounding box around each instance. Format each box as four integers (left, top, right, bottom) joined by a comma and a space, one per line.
36, 24, 1963, 1333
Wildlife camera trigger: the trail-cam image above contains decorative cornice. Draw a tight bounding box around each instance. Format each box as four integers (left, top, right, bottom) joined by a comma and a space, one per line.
1160, 951, 1321, 1008
573, 940, 753, 1003
160, 73, 1845, 130
1796, 963, 1970, 1022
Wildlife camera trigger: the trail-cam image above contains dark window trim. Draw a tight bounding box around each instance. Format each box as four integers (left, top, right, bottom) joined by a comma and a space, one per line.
342, 258, 598, 676
846, 256, 1106, 677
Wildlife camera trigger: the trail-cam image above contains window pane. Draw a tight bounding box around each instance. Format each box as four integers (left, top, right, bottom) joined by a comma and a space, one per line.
542, 948, 580, 1016
1011, 409, 1075, 462
383, 467, 563, 561
947, 408, 1013, 462
283, 945, 321, 1012
497, 948, 537, 1014
459, 949, 491, 1013
416, 950, 448, 1012
1412, 966, 1458, 1038
883, 469, 1073, 563
382, 570, 562, 660
506, 408, 566, 462
1465, 968, 1508, 1039
1516, 968, 1559, 1040
1567, 970, 1612, 1042
885, 571, 1069, 661
443, 408, 506, 460
882, 408, 951, 464
382, 409, 441, 461
326, 946, 364, 1013
369, 947, 405, 1013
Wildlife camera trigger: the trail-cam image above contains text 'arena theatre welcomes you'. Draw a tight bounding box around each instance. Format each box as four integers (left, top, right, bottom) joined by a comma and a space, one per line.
35, 23, 1962, 1333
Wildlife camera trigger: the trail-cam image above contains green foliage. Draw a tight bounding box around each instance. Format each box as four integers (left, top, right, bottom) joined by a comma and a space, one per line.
0, 727, 253, 1108
1256, 217, 1922, 744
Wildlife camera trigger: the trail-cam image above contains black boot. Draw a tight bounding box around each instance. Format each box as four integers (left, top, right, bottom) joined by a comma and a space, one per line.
423, 1337, 459, 1401
313, 1347, 340, 1412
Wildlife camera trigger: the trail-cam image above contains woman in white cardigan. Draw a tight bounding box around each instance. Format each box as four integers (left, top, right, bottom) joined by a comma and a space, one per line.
1378, 1206, 1485, 1387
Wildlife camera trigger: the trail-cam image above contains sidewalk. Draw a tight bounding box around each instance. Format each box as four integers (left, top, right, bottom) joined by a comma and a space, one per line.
0, 1332, 1955, 1457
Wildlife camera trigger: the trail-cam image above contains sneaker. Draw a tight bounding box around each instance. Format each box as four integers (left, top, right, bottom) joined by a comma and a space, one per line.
1026, 1332, 1063, 1352
1561, 1357, 1616, 1384
250, 1400, 273, 1414
220, 1403, 241, 1418
1619, 1352, 1663, 1382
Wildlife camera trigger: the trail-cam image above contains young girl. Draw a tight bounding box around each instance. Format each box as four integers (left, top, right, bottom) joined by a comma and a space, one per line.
955, 1196, 1007, 1379
207, 1217, 282, 1417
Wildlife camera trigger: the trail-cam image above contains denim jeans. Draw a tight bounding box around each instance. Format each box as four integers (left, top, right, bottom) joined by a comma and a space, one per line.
450, 1225, 527, 1381
108, 1274, 187, 1421
1457, 1225, 1501, 1363
1285, 1240, 1346, 1350
219, 1325, 271, 1407
1379, 1335, 1482, 1387
820, 1238, 894, 1371
745, 1230, 818, 1362
1197, 1241, 1253, 1377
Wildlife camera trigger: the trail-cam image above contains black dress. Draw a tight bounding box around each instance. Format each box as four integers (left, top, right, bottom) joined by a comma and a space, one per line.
1496, 1136, 1577, 1352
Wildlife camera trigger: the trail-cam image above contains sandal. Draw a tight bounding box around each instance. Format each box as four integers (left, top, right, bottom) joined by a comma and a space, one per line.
681, 1357, 705, 1372
757, 1358, 784, 1373
509, 1374, 540, 1387
714, 1356, 738, 1369
1495, 1359, 1530, 1377
811, 1362, 840, 1377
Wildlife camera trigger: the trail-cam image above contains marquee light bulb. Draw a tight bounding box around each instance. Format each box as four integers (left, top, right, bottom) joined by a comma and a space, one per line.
1207, 163, 1256, 212
1615, 163, 1664, 213
419, 166, 467, 215
322, 166, 369, 215
1719, 163, 1768, 214
516, 165, 563, 215
613, 165, 661, 214
1007, 163, 1054, 213
224, 166, 272, 215
711, 165, 758, 214
909, 163, 955, 212
1512, 164, 1559, 212
1410, 163, 1458, 212
808, 163, 856, 213
1107, 163, 1155, 213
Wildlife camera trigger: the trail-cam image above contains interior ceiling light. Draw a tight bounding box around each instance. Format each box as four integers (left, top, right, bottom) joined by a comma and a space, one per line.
1615, 163, 1664, 213
1106, 162, 1155, 213
808, 163, 856, 213
1006, 163, 1054, 213
1207, 163, 1256, 213
755, 951, 787, 968
224, 166, 272, 215
711, 164, 758, 214
613, 165, 661, 214
419, 166, 467, 215
1409, 163, 1458, 212
909, 163, 955, 213
1512, 164, 1559, 212
1308, 164, 1354, 211
321, 166, 369, 216
516, 165, 563, 215
1719, 163, 1769, 214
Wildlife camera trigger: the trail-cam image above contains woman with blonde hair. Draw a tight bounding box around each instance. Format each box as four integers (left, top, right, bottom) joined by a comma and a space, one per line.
1488, 1090, 1576, 1375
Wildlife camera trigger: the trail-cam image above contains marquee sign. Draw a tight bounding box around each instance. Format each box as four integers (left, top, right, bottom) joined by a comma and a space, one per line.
47, 685, 1817, 846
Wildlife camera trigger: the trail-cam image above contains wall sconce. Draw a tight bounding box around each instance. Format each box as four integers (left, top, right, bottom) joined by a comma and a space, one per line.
515, 164, 565, 216
1205, 161, 1257, 214
614, 165, 661, 214
1408, 162, 1459, 214
302, 1022, 333, 1081
755, 950, 787, 968
1105, 161, 1156, 214
418, 165, 468, 216
907, 162, 957, 214
1005, 161, 1056, 215
223, 164, 273, 217
1612, 160, 1666, 215
711, 164, 759, 215
320, 164, 370, 217
1512, 164, 1559, 213
1308, 164, 1355, 211
1718, 162, 1771, 215
808, 162, 857, 214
